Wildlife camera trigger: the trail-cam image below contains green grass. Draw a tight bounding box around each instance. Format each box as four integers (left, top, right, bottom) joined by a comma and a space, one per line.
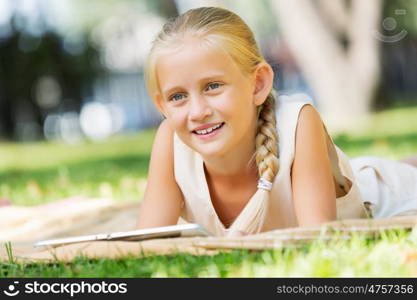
0, 131, 155, 205
333, 105, 417, 160
1, 105, 417, 277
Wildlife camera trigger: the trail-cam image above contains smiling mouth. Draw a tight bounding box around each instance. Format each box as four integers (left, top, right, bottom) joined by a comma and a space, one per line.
192, 122, 225, 135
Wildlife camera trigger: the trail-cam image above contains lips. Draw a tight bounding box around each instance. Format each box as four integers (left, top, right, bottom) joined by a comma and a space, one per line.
192, 122, 225, 135
192, 122, 224, 132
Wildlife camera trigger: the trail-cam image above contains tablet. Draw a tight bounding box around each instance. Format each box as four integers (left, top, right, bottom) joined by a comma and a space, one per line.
33, 223, 211, 248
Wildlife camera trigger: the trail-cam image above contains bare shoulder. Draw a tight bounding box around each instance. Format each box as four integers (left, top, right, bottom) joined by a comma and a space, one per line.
292, 104, 329, 153
155, 118, 174, 144
296, 104, 325, 138
149, 118, 175, 179
293, 103, 330, 168
149, 119, 175, 169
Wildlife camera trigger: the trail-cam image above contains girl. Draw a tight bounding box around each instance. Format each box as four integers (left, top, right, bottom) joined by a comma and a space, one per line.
137, 7, 417, 237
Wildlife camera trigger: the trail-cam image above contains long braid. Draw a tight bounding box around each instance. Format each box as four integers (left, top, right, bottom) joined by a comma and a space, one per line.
255, 93, 279, 182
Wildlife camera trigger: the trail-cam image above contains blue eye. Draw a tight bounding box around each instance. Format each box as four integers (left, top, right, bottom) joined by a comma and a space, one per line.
170, 94, 185, 101
206, 82, 222, 91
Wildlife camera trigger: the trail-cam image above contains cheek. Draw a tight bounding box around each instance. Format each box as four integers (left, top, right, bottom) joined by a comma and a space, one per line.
222, 89, 254, 119
216, 89, 244, 115
215, 98, 234, 118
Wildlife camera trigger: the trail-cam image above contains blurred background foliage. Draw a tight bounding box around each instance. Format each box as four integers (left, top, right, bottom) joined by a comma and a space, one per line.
0, 0, 416, 205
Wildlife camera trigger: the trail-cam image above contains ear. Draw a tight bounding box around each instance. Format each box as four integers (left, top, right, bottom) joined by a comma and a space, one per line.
154, 92, 167, 117
252, 62, 274, 106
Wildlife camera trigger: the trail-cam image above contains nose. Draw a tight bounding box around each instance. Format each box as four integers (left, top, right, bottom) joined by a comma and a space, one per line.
189, 95, 212, 122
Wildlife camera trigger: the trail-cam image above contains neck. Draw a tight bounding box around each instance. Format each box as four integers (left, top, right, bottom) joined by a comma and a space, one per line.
202, 132, 259, 186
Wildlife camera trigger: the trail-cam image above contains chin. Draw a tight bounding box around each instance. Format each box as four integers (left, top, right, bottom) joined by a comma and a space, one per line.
194, 141, 229, 159
181, 127, 231, 158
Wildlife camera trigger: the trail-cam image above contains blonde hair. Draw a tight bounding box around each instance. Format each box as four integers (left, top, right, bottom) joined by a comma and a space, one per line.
145, 7, 279, 236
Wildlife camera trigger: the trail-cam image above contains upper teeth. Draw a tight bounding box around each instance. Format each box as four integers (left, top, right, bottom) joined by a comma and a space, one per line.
195, 123, 222, 135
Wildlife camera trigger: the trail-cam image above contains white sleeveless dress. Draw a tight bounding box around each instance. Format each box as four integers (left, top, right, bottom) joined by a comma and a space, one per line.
173, 97, 417, 236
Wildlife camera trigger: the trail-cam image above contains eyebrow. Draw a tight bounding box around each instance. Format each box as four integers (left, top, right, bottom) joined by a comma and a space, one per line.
162, 74, 226, 96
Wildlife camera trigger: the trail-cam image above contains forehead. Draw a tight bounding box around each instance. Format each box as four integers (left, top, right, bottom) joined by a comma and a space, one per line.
156, 38, 243, 92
